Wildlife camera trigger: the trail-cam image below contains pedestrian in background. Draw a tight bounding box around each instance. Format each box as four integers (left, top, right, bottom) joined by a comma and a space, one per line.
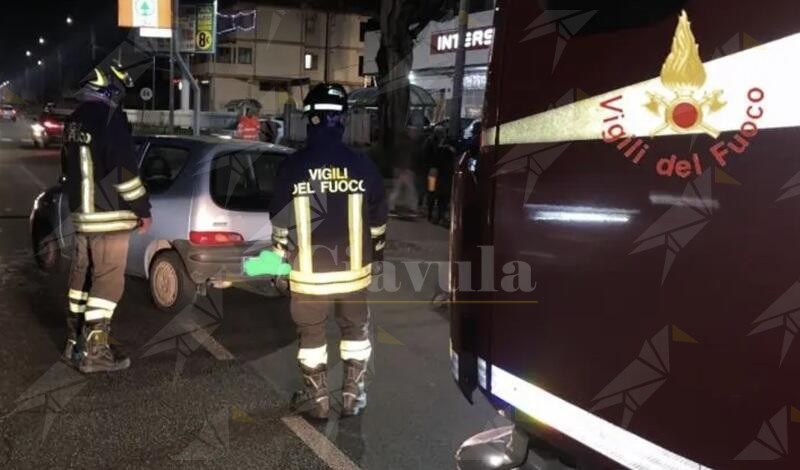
236, 108, 260, 141
430, 138, 457, 226
388, 131, 419, 216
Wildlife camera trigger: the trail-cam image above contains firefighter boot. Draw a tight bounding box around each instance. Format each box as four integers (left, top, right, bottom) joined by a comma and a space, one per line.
63, 314, 84, 364
78, 321, 131, 374
341, 359, 368, 417
291, 363, 330, 420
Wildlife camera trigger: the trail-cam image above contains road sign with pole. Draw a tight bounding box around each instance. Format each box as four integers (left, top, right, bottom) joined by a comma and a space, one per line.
140, 87, 154, 101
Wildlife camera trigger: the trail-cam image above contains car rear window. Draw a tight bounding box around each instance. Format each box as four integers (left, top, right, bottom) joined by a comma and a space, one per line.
210, 150, 284, 212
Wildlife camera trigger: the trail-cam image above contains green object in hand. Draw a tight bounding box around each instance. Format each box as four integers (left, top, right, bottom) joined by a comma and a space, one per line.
243, 250, 292, 277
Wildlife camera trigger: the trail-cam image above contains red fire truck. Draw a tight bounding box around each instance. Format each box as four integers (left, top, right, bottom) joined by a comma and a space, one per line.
451, 1, 800, 468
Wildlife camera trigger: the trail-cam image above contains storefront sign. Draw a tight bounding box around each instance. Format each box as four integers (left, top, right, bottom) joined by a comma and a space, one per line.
195, 2, 217, 53
179, 5, 197, 52
119, 0, 172, 28
430, 27, 495, 54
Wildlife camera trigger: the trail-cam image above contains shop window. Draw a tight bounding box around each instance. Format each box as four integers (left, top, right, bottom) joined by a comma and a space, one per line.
305, 15, 317, 35
216, 46, 233, 64
238, 47, 253, 64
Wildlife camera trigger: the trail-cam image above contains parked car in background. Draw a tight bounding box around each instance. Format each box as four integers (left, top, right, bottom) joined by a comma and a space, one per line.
223, 98, 263, 116
31, 111, 66, 148
31, 135, 293, 312
31, 102, 79, 148
1, 104, 17, 122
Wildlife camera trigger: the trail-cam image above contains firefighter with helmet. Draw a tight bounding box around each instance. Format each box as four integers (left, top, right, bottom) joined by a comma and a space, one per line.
61, 61, 152, 373
269, 83, 388, 419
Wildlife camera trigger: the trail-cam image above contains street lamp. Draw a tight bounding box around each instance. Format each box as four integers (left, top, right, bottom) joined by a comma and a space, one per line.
26, 50, 32, 57
37, 60, 44, 67
38, 37, 45, 45
66, 16, 73, 26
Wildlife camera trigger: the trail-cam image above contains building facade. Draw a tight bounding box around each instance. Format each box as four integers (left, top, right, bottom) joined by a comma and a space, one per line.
363, 9, 495, 120
191, 3, 369, 114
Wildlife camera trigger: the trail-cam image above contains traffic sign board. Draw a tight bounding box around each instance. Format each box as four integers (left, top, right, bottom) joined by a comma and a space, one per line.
140, 87, 154, 102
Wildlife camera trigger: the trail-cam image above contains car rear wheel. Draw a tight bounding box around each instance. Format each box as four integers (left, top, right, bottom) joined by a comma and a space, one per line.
149, 250, 197, 313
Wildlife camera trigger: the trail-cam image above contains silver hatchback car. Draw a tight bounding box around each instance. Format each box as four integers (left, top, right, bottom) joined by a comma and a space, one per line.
31, 135, 293, 312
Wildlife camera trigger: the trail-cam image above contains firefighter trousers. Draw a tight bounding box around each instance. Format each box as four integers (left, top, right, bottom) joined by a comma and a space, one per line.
292, 289, 372, 368
67, 232, 131, 322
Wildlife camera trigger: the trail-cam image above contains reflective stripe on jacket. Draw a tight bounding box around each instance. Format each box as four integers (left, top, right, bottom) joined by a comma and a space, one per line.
61, 101, 151, 234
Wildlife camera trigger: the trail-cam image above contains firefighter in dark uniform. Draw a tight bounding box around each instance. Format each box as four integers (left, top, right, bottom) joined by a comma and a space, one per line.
269, 84, 388, 419
62, 61, 152, 373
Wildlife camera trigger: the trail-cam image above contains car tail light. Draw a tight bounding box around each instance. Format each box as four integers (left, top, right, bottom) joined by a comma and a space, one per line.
189, 231, 245, 246
43, 120, 60, 129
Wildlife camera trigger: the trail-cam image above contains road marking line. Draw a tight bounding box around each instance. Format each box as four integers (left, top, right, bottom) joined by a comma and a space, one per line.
0, 138, 12, 142
18, 164, 47, 190
189, 328, 235, 361
281, 416, 362, 470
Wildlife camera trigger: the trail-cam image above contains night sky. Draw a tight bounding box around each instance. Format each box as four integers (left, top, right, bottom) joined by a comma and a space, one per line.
0, 1, 111, 81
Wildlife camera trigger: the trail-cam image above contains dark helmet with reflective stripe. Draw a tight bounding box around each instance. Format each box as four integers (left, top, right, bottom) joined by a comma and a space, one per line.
78, 60, 134, 106
303, 83, 348, 125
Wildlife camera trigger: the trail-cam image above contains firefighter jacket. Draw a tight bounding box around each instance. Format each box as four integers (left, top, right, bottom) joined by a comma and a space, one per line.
268, 125, 388, 296
61, 100, 151, 233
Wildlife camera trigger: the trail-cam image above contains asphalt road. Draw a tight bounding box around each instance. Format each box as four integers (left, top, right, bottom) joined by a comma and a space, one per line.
0, 133, 506, 469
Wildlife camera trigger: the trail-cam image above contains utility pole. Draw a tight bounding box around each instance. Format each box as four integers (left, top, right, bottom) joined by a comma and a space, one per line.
449, 0, 469, 140
172, 0, 201, 135
152, 55, 157, 111
324, 12, 330, 83
90, 26, 97, 62
169, 1, 177, 132
57, 47, 63, 99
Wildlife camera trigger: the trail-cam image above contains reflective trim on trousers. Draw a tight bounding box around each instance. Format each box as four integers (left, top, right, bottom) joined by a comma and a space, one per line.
375, 240, 386, 251
69, 301, 87, 314
87, 296, 118, 311
68, 289, 89, 301
85, 308, 113, 322
298, 344, 328, 368
290, 275, 372, 296
340, 339, 371, 361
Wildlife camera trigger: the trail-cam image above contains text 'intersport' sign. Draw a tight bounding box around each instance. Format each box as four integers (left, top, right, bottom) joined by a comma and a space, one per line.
430, 27, 495, 54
